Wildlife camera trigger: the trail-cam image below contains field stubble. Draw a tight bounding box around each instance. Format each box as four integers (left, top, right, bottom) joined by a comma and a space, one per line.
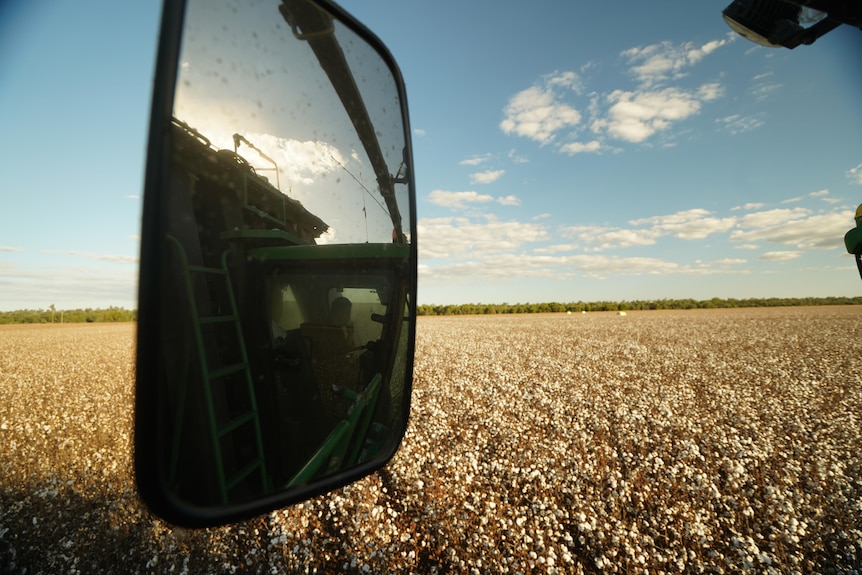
1, 307, 861, 574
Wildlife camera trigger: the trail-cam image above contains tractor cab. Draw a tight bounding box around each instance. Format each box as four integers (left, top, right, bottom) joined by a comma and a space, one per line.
158, 119, 410, 507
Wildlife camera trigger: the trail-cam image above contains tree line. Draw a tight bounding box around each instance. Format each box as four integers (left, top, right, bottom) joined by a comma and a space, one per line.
417, 296, 862, 316
3, 297, 859, 323
0, 306, 137, 325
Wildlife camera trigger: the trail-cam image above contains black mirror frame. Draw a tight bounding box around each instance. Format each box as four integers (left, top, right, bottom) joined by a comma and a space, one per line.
135, 0, 417, 527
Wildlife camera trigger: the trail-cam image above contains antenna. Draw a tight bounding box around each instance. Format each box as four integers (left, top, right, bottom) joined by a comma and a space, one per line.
330, 154, 391, 221
360, 171, 369, 242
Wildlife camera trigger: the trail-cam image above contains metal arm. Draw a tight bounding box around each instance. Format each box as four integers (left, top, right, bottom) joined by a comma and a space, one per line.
280, 0, 406, 244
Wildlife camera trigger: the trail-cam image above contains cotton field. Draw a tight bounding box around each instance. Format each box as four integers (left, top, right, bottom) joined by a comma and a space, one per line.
1, 307, 861, 574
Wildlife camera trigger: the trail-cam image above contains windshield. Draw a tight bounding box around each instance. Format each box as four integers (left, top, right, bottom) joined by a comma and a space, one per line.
173, 0, 410, 245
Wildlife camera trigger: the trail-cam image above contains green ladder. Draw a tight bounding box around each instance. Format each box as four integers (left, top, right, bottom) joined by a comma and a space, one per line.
167, 236, 270, 503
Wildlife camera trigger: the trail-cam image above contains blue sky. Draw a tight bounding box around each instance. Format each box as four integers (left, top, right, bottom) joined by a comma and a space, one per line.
1, 1, 861, 310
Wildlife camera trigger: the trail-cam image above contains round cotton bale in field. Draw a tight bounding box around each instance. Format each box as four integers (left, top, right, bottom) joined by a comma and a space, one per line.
617, 311, 627, 316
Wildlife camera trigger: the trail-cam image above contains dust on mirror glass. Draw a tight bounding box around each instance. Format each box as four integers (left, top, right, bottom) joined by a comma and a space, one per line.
157, 0, 412, 506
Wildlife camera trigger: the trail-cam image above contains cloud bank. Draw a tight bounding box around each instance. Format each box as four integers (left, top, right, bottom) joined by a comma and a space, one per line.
500, 37, 736, 155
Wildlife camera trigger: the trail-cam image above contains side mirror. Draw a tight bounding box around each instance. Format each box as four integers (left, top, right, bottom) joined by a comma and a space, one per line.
135, 0, 416, 527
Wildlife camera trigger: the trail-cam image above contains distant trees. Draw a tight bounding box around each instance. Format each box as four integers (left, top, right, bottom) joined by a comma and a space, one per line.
5, 297, 858, 323
0, 307, 137, 324
416, 297, 862, 316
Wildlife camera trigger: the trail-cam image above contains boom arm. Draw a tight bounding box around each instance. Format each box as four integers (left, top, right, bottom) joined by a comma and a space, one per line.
280, 0, 407, 244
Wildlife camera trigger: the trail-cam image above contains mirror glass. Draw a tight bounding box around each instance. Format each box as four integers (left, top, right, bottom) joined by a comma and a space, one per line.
139, 0, 414, 516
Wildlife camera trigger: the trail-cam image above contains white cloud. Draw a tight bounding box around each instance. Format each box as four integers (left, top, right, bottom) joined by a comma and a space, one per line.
565, 254, 680, 275
716, 258, 747, 265
736, 207, 810, 229
418, 251, 689, 282
501, 38, 730, 151
94, 254, 139, 264
546, 71, 582, 91
751, 83, 782, 102
417, 216, 548, 260
561, 209, 736, 251
622, 38, 733, 87
698, 83, 724, 101
533, 243, 579, 254
731, 209, 847, 249
629, 208, 736, 240
596, 87, 707, 143
560, 225, 659, 251
508, 149, 530, 164
418, 258, 564, 281
0, 246, 22, 252
428, 190, 521, 213
0, 262, 137, 310
497, 195, 521, 206
500, 72, 583, 145
591, 37, 733, 143
847, 163, 862, 185
782, 196, 804, 204
550, 204, 850, 260
569, 254, 747, 276
417, 206, 778, 284
716, 114, 764, 135
67, 251, 139, 264
760, 251, 802, 261
811, 189, 841, 204
516, 206, 849, 263
460, 154, 491, 167
560, 140, 603, 155
731, 203, 765, 211
428, 190, 493, 209
413, 128, 426, 137
470, 169, 505, 184
232, 132, 345, 187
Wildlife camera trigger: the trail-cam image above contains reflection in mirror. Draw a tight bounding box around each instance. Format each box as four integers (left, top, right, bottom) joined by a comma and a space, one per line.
142, 0, 414, 514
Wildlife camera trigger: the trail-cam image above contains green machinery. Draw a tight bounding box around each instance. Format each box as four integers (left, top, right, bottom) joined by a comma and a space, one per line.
161, 119, 410, 505
845, 203, 862, 281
